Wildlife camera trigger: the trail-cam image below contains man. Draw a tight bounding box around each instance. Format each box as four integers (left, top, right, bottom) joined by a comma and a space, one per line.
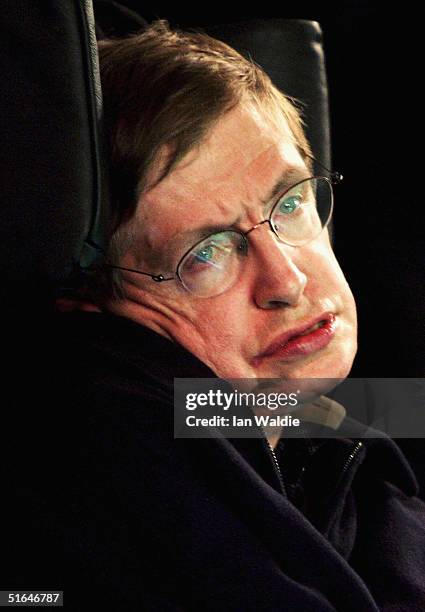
8, 20, 425, 610
96, 22, 357, 379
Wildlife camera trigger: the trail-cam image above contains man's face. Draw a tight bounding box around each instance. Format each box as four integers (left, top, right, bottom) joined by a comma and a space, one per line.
115, 104, 357, 381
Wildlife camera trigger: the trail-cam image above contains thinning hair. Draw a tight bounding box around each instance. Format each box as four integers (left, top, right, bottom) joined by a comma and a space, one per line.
95, 20, 312, 299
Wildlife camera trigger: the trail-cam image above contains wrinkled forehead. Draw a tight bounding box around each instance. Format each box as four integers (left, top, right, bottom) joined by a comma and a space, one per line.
146, 101, 300, 184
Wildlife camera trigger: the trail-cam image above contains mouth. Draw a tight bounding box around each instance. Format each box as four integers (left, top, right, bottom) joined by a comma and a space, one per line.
254, 313, 337, 364
298, 320, 327, 336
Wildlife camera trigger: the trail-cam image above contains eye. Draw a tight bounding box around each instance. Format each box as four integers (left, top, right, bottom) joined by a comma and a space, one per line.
178, 230, 246, 297
271, 184, 309, 236
194, 244, 216, 263
278, 193, 302, 214
179, 230, 246, 285
186, 238, 233, 273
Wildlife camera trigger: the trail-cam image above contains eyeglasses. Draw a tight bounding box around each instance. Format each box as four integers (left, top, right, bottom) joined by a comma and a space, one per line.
108, 170, 342, 298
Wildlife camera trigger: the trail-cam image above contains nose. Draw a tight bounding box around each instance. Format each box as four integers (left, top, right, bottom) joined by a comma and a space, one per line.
248, 224, 307, 309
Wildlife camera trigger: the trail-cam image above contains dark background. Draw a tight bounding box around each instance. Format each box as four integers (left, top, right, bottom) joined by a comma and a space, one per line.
118, 1, 424, 377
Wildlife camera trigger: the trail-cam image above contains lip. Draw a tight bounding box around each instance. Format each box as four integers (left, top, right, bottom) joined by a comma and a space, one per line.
253, 313, 337, 364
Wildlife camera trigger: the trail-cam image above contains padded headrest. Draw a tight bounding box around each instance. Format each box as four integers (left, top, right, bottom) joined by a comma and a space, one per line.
0, 0, 110, 307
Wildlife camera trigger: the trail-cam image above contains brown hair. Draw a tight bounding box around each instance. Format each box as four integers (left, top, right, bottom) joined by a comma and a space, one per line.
95, 20, 312, 299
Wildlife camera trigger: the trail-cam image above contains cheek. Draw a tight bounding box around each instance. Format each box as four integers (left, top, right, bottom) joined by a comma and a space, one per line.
175, 295, 252, 373
191, 297, 249, 344
301, 236, 355, 302
305, 240, 358, 348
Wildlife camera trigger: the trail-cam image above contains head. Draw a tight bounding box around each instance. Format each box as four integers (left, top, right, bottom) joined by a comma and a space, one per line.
95, 21, 357, 381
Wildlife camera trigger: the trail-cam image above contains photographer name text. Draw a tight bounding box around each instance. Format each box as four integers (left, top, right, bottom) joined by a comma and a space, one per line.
186, 414, 300, 428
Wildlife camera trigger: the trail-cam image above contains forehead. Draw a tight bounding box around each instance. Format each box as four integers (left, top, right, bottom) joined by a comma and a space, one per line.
138, 104, 307, 247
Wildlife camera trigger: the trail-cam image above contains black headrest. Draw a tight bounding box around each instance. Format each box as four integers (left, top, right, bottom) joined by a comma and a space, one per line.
0, 0, 110, 308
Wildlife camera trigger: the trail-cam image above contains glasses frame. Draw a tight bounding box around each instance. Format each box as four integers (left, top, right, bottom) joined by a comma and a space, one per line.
106, 163, 343, 295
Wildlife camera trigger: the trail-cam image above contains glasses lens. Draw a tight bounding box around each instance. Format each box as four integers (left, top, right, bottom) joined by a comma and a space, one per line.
178, 230, 247, 297
270, 177, 333, 246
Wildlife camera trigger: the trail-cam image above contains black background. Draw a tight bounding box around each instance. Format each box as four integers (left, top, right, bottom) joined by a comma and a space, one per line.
119, 1, 424, 377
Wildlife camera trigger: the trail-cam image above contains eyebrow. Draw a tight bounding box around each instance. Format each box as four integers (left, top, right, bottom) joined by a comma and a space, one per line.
171, 224, 235, 251
260, 165, 311, 205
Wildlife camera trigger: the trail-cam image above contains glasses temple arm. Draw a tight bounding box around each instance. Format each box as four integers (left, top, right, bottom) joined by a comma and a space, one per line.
105, 264, 173, 283
305, 153, 343, 185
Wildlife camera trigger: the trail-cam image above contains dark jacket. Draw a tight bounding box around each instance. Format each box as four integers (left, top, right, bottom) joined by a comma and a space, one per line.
2, 312, 425, 610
